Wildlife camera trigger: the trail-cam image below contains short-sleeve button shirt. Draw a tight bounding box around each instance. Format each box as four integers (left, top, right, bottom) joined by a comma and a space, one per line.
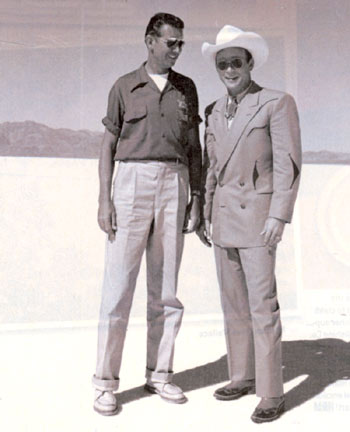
102, 63, 201, 165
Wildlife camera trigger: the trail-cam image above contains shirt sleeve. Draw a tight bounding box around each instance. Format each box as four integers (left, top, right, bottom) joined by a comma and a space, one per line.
186, 79, 203, 128
102, 81, 125, 136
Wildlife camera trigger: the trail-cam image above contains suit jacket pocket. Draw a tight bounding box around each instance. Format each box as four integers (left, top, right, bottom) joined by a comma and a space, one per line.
247, 124, 269, 137
253, 160, 273, 193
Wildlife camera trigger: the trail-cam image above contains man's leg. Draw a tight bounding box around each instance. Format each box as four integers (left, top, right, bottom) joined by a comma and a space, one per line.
239, 246, 283, 398
144, 162, 188, 402
213, 245, 255, 399
93, 162, 155, 395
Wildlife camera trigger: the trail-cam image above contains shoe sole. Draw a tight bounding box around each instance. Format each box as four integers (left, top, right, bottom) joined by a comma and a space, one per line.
93, 404, 119, 416
144, 384, 188, 404
214, 387, 255, 401
251, 404, 285, 423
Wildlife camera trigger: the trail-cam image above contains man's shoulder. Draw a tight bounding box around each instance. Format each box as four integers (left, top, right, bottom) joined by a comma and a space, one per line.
170, 69, 196, 88
204, 96, 225, 118
260, 87, 295, 103
204, 101, 217, 118
111, 67, 141, 88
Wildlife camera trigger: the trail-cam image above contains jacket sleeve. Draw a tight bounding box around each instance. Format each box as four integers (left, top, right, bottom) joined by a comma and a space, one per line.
268, 93, 302, 222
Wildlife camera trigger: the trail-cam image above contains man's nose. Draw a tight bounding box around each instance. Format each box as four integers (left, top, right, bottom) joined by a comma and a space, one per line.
172, 44, 181, 54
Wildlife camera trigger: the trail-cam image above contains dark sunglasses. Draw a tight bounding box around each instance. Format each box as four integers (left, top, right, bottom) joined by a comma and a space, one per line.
159, 38, 185, 49
216, 58, 245, 71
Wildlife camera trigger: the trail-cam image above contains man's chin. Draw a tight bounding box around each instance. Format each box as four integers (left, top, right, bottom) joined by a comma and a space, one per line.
225, 82, 245, 94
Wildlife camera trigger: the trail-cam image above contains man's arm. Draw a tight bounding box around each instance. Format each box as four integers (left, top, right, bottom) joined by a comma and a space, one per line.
97, 128, 119, 242
196, 120, 218, 247
183, 124, 202, 233
183, 81, 202, 234
262, 93, 302, 246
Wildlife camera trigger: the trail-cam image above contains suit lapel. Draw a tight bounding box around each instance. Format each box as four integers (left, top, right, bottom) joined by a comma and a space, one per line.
219, 91, 260, 167
217, 83, 281, 178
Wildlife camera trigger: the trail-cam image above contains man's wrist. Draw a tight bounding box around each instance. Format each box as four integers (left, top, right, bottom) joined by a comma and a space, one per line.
269, 216, 286, 224
191, 190, 201, 198
99, 195, 112, 204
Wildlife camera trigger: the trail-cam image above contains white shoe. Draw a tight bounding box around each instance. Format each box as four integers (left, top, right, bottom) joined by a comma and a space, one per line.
144, 381, 187, 404
93, 390, 119, 416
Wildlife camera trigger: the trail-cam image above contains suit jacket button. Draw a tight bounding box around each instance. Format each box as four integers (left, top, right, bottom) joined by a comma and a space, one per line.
239, 181, 245, 187
240, 204, 246, 209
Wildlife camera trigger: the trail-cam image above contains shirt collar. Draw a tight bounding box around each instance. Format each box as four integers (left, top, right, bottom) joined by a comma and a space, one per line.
130, 63, 175, 93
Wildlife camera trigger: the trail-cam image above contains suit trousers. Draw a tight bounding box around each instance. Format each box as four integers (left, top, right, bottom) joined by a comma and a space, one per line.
214, 244, 283, 398
93, 161, 188, 392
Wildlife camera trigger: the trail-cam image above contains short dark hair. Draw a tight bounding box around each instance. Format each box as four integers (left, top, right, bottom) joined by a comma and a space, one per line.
145, 12, 184, 37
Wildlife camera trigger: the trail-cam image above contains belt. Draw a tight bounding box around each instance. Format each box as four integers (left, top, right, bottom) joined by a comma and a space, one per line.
120, 158, 183, 165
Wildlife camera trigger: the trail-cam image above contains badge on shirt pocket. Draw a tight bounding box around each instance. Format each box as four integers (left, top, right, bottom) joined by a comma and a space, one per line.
177, 98, 189, 122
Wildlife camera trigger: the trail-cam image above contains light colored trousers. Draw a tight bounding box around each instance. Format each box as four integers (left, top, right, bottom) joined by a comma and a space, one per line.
214, 244, 283, 398
93, 161, 189, 392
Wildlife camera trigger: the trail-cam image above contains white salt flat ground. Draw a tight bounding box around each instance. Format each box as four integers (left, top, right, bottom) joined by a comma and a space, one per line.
1, 157, 350, 430
0, 316, 349, 432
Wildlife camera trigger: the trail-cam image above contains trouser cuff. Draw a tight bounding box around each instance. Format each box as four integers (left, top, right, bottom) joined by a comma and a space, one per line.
92, 374, 119, 392
145, 368, 173, 383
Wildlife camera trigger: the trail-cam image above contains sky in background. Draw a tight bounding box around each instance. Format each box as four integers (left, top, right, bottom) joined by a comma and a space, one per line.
0, 0, 349, 152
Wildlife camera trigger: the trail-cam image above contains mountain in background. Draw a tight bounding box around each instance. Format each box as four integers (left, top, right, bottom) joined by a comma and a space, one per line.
302, 150, 350, 164
0, 121, 102, 158
1, 121, 350, 164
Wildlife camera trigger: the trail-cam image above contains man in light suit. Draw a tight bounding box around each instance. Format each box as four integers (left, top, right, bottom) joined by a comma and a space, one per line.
197, 25, 301, 423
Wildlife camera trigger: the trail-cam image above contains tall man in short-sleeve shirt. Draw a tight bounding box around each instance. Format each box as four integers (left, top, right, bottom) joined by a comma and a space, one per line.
92, 13, 202, 416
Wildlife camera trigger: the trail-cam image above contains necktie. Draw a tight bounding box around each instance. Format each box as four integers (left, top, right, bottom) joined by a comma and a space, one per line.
225, 97, 238, 120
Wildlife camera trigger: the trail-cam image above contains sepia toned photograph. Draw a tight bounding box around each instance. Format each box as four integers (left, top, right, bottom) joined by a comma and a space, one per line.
0, 0, 350, 430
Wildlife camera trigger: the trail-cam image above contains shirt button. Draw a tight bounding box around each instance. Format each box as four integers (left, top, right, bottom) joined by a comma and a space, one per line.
162, 134, 165, 138
240, 204, 246, 209
239, 181, 245, 187
161, 113, 164, 117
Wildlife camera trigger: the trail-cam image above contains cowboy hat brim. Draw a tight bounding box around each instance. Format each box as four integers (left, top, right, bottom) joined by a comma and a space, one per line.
202, 31, 269, 69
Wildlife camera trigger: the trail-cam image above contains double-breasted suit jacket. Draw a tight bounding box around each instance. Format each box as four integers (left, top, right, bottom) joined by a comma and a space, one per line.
203, 82, 302, 248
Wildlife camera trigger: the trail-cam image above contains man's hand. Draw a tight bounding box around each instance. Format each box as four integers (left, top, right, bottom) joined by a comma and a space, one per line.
98, 199, 117, 242
196, 219, 212, 247
183, 196, 200, 234
260, 217, 285, 247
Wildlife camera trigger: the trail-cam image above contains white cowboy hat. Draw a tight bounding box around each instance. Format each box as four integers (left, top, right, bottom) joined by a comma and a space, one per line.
201, 25, 269, 69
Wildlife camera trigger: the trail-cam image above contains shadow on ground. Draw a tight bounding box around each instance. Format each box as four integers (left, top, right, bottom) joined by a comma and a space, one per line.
118, 338, 350, 413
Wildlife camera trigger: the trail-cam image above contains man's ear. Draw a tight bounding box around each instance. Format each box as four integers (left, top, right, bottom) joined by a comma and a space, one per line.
145, 35, 154, 51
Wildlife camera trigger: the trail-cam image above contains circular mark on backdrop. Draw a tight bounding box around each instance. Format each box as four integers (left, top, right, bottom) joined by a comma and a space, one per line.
317, 166, 350, 267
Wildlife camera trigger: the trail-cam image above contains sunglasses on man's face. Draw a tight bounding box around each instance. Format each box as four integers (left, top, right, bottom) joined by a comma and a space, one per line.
216, 58, 245, 71
159, 38, 185, 49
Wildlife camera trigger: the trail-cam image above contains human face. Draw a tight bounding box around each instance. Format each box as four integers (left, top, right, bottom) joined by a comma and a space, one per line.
215, 47, 253, 96
146, 24, 184, 73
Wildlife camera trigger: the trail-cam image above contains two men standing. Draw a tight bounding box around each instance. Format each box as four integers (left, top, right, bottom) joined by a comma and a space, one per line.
93, 15, 301, 424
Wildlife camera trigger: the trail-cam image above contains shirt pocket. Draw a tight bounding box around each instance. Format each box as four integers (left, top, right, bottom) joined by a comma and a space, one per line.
123, 106, 147, 123
120, 105, 148, 140
173, 107, 189, 142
